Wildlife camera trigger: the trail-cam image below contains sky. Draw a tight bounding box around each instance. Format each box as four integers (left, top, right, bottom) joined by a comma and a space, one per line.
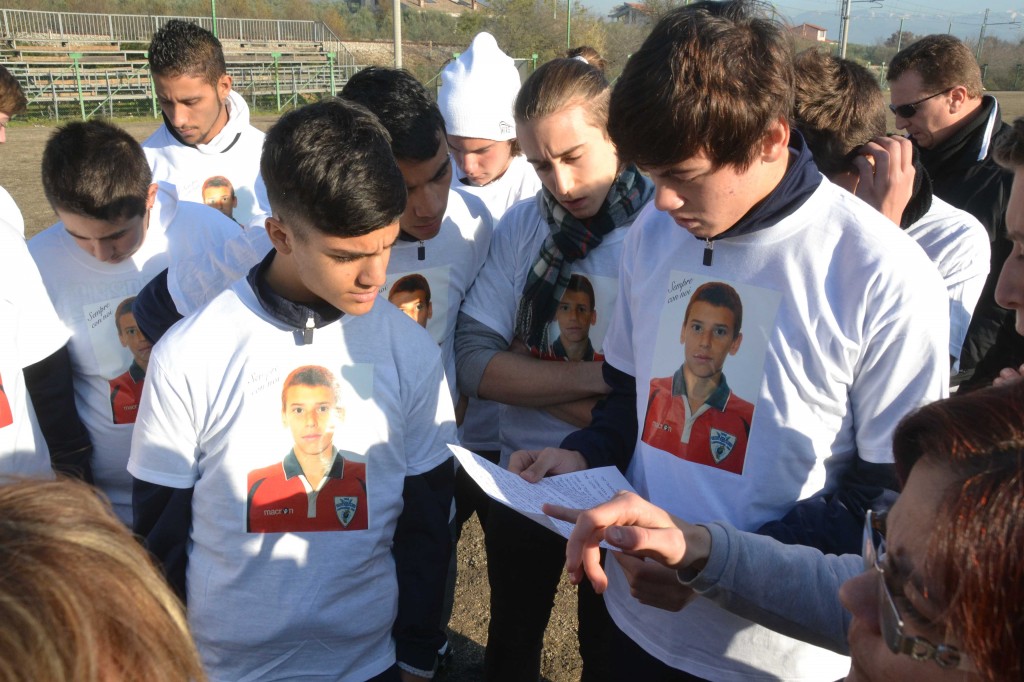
584, 1, 1024, 46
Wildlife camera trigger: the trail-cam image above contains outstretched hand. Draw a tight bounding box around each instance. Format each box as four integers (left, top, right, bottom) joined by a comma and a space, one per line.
543, 491, 710, 596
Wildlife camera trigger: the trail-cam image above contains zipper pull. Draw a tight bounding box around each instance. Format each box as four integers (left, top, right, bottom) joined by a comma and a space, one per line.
418, 241, 426, 261
302, 314, 315, 344
702, 238, 714, 266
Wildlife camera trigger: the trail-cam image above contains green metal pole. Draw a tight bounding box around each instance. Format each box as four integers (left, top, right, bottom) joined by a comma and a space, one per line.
566, 0, 571, 50
146, 51, 158, 118
273, 53, 282, 112
70, 53, 86, 120
211, 0, 218, 37
328, 53, 336, 96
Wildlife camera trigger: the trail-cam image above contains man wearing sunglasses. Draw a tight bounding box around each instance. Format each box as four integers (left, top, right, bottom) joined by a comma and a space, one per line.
888, 35, 1020, 389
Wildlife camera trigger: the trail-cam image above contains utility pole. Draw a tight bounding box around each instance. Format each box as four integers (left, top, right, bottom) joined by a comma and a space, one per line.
895, 16, 906, 54
392, 0, 402, 68
837, 0, 853, 58
976, 8, 989, 61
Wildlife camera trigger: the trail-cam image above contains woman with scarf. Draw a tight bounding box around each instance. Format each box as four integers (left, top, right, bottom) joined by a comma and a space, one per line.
455, 53, 654, 682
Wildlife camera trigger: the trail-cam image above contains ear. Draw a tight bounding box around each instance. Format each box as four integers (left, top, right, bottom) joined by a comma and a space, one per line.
145, 183, 159, 210
948, 85, 970, 114
217, 73, 232, 101
265, 215, 295, 255
729, 332, 743, 356
760, 116, 791, 164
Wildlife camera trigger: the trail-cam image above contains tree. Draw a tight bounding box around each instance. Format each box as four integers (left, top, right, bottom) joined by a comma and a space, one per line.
883, 30, 916, 48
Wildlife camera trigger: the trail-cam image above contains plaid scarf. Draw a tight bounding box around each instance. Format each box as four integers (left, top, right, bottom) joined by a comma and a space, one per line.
514, 164, 653, 350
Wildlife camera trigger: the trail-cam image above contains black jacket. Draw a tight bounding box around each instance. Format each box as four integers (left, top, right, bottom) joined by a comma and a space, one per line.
918, 95, 1023, 383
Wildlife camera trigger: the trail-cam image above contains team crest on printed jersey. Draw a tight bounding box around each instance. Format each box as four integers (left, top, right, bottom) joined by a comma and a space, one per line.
335, 496, 359, 527
709, 428, 737, 463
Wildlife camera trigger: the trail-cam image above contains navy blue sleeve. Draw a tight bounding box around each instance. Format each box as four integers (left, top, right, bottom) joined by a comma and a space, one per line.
22, 344, 93, 483
133, 477, 193, 603
392, 457, 455, 675
134, 269, 183, 344
559, 362, 638, 474
756, 459, 899, 556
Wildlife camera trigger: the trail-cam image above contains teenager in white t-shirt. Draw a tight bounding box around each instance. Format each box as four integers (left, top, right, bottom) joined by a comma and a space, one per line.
129, 99, 455, 682
143, 20, 270, 226
341, 67, 493, 411
0, 65, 27, 236
0, 226, 92, 480
438, 32, 543, 462
28, 120, 260, 523
791, 50, 989, 374
342, 66, 494, 669
515, 4, 948, 681
454, 54, 654, 682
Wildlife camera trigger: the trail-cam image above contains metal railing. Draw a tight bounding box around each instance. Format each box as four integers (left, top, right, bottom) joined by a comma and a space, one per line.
0, 9, 361, 120
0, 9, 344, 47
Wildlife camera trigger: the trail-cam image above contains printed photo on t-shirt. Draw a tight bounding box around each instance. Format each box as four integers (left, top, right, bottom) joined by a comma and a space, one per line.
534, 273, 616, 362
0, 372, 12, 429
381, 266, 451, 345
201, 175, 239, 223
107, 296, 151, 425
174, 171, 260, 226
641, 273, 779, 476
246, 364, 371, 534
82, 293, 153, 425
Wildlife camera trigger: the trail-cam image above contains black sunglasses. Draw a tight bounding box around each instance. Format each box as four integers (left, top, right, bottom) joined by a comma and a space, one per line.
888, 88, 954, 118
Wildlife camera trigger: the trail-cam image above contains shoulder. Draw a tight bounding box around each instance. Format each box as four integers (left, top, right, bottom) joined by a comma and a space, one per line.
447, 188, 494, 235
908, 197, 989, 250
726, 392, 755, 419
648, 375, 673, 394
141, 124, 175, 151
26, 222, 71, 268
159, 283, 250, 351
494, 194, 544, 244
247, 461, 282, 486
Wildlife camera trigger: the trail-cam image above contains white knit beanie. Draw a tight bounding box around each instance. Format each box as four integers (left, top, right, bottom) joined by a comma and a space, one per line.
438, 32, 520, 141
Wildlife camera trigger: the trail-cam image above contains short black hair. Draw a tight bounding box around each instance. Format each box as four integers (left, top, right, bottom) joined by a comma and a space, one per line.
341, 67, 446, 162
41, 120, 152, 220
148, 19, 226, 84
261, 98, 406, 238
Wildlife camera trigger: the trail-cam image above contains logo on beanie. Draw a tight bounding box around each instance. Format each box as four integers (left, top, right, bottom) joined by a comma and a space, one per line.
499, 121, 513, 135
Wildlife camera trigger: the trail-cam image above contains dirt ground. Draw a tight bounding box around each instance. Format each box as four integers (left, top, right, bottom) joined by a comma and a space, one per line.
6, 89, 1024, 681
1, 115, 586, 682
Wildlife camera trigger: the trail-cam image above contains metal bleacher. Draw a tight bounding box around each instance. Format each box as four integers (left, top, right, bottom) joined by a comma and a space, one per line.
0, 8, 361, 119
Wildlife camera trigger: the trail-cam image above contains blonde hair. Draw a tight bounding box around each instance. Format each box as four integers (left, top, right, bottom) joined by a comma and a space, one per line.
514, 54, 610, 132
0, 478, 206, 682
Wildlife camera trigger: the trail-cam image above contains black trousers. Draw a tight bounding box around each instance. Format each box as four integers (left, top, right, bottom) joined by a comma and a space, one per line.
483, 500, 611, 682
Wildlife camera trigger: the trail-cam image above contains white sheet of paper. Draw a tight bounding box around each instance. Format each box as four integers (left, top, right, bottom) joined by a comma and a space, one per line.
450, 444, 636, 542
